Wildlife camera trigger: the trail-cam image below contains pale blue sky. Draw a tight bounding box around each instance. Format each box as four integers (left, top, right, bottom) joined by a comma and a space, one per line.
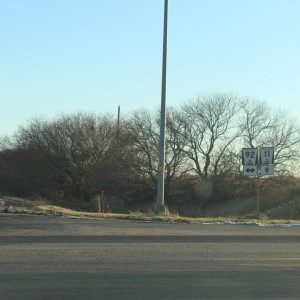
1, 0, 300, 135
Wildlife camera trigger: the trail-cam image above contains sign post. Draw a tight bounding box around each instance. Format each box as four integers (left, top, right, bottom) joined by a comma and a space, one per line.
242, 147, 274, 215
256, 154, 261, 214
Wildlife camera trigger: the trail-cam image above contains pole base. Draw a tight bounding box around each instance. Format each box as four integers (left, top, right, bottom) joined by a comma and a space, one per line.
156, 205, 167, 215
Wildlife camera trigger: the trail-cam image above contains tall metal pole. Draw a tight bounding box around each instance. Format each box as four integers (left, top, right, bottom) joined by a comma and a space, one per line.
157, 0, 168, 214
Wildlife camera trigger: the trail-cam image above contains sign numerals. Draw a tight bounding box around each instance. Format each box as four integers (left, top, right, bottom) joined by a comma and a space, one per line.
242, 147, 274, 176
264, 150, 270, 157
245, 151, 255, 159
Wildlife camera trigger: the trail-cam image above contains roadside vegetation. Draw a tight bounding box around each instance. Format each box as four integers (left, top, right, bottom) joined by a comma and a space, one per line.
1, 93, 300, 220
2, 196, 300, 225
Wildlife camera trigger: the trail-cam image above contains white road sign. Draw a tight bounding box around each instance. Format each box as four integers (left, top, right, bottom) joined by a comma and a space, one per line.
260, 165, 274, 176
243, 165, 258, 176
242, 148, 258, 166
260, 147, 274, 165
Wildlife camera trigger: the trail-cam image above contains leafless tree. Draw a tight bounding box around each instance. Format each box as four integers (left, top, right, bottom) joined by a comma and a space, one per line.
181, 93, 243, 180
126, 108, 191, 204
270, 111, 300, 175
127, 110, 159, 185
240, 99, 273, 148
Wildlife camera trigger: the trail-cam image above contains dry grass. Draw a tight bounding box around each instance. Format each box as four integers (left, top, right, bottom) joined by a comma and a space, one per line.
4, 194, 300, 224
34, 204, 300, 225
35, 205, 140, 219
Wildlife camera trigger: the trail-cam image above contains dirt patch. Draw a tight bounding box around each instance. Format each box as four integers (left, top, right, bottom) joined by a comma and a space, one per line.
0, 196, 52, 215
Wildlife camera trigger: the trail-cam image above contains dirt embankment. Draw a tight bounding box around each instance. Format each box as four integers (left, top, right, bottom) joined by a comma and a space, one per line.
0, 196, 60, 216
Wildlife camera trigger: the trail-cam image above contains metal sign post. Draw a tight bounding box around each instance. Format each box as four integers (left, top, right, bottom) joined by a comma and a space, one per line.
242, 147, 274, 216
256, 148, 261, 214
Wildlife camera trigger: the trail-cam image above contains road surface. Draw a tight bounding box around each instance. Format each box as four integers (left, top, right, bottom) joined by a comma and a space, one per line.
1, 214, 300, 299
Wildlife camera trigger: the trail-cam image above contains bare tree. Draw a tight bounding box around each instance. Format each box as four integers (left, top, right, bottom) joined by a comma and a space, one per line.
127, 108, 191, 204
181, 93, 242, 180
270, 111, 300, 175
127, 110, 159, 185
164, 108, 192, 203
240, 99, 273, 148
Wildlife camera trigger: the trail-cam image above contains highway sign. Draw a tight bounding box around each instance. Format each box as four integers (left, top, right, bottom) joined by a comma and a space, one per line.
260, 147, 274, 165
260, 165, 274, 176
243, 165, 258, 176
242, 148, 258, 166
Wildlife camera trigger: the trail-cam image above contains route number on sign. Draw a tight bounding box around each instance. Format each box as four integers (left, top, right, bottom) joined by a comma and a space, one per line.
260, 147, 274, 165
242, 148, 257, 166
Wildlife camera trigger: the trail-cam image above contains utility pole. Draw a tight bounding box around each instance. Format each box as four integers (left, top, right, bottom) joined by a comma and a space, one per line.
157, 0, 168, 214
117, 105, 120, 140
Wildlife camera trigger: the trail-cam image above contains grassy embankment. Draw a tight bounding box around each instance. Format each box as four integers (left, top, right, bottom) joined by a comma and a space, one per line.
2, 179, 300, 225
32, 203, 300, 224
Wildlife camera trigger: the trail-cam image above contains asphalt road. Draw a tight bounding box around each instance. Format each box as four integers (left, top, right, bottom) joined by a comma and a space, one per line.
1, 214, 300, 299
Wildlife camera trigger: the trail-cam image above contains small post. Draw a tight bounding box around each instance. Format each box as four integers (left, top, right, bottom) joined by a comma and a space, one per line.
100, 190, 104, 213
256, 168, 260, 215
97, 190, 105, 213
256, 148, 261, 216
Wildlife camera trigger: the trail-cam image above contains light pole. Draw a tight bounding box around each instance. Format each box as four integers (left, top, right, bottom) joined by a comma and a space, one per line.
157, 0, 168, 214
